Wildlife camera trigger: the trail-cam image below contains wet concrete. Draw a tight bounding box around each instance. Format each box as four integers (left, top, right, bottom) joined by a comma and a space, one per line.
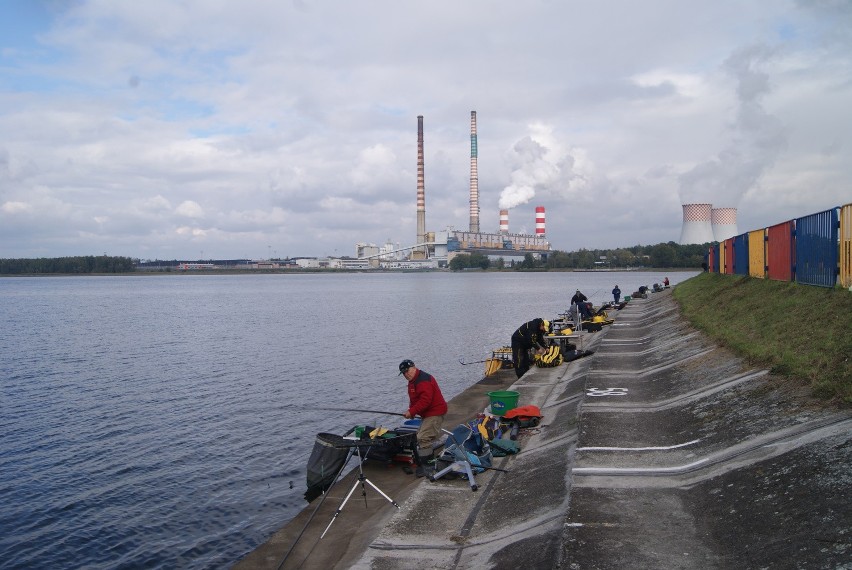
234, 289, 851, 569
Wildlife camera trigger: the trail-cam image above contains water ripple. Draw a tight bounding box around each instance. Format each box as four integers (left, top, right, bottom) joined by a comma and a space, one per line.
0, 271, 696, 568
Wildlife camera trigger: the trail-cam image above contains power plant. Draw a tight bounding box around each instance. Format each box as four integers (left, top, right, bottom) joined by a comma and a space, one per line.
356, 111, 552, 268
679, 203, 739, 245
711, 207, 738, 242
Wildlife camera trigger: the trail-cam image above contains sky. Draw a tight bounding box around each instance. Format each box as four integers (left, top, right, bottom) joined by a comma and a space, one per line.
1, 0, 850, 261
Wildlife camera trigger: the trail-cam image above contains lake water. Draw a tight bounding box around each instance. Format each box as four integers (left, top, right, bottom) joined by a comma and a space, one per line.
0, 270, 696, 569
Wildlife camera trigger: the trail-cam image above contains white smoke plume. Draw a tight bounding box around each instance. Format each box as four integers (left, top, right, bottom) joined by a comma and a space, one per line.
679, 44, 787, 206
498, 124, 585, 210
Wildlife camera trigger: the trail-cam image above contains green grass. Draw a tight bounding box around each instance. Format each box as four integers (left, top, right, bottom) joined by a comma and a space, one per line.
673, 273, 852, 405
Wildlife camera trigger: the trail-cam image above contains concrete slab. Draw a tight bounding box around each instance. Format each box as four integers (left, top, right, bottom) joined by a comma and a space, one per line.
565, 290, 852, 569
234, 289, 851, 569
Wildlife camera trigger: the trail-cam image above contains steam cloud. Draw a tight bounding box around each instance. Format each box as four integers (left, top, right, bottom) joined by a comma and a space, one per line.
679, 44, 787, 206
498, 124, 583, 210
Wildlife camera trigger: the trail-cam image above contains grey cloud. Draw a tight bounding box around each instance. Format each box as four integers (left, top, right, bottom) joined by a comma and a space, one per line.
679, 44, 788, 207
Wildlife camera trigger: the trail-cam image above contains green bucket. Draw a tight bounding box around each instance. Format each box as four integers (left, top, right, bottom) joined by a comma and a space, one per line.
487, 390, 520, 416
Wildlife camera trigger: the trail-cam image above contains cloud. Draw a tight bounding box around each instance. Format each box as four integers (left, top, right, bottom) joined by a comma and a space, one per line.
498, 124, 591, 211
678, 44, 788, 207
0, 1, 849, 257
2, 201, 32, 214
175, 200, 204, 218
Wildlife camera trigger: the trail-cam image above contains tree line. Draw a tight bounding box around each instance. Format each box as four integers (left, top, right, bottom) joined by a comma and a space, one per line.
449, 241, 709, 271
1, 241, 708, 274
0, 256, 137, 275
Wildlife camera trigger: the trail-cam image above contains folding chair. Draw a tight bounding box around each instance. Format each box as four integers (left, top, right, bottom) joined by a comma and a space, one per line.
429, 424, 491, 492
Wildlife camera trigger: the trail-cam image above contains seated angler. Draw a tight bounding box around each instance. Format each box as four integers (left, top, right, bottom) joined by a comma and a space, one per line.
398, 359, 448, 478
571, 289, 593, 320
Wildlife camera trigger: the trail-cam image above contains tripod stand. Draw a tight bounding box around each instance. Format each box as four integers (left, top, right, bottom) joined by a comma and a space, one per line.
320, 441, 400, 539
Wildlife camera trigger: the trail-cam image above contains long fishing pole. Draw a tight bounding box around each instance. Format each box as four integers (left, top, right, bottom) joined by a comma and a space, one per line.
314, 407, 407, 417
276, 447, 356, 569
458, 357, 491, 366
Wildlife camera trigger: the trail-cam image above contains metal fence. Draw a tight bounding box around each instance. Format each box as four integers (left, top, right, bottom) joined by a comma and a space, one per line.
706, 201, 852, 289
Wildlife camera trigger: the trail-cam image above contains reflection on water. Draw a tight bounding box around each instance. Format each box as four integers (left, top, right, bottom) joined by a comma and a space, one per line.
0, 270, 696, 569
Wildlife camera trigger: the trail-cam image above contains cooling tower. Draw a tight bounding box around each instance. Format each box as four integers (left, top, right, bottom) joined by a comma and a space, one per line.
711, 207, 738, 242
414, 115, 426, 258
679, 203, 715, 244
469, 111, 480, 234
535, 206, 546, 238
499, 209, 509, 234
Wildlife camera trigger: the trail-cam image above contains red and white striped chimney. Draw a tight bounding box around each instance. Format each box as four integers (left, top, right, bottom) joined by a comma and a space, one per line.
535, 206, 546, 237
469, 111, 480, 234
416, 115, 426, 255
499, 209, 509, 234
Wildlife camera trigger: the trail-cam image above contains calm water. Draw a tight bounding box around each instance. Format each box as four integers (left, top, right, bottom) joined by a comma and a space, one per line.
0, 270, 696, 569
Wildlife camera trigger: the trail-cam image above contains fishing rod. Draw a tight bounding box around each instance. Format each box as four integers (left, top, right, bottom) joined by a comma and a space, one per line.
314, 406, 407, 417
458, 357, 492, 366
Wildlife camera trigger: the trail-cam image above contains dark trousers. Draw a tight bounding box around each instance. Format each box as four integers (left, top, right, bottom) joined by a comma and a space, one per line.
511, 337, 531, 378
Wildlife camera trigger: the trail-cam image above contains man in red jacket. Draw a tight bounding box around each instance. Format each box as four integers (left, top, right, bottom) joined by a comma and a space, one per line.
399, 359, 448, 478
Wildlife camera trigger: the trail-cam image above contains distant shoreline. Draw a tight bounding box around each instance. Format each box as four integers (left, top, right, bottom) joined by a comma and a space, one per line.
0, 267, 699, 277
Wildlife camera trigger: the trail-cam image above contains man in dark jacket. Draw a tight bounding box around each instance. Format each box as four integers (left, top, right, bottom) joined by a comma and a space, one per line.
399, 359, 448, 477
612, 285, 621, 304
571, 289, 593, 319
511, 318, 550, 379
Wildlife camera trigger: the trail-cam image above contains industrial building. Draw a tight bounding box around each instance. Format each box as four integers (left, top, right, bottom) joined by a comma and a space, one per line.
356, 111, 552, 269
679, 203, 739, 245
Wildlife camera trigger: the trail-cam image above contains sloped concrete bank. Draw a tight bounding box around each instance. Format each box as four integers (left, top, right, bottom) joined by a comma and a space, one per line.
235, 290, 851, 569
565, 290, 851, 569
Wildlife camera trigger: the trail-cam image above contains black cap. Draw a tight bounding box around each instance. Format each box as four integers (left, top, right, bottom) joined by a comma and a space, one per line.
398, 359, 414, 375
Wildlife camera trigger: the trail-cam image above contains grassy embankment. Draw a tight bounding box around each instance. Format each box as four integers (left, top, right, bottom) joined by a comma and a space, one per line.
673, 272, 851, 405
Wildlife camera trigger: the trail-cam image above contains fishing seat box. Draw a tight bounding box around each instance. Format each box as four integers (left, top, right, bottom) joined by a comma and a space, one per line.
392, 419, 421, 464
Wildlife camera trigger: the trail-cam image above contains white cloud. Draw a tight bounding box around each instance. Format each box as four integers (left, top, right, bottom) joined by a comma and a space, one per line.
175, 200, 204, 218
2, 201, 32, 214
0, 0, 850, 258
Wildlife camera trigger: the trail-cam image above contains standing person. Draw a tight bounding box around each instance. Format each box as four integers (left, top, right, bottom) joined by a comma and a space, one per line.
399, 359, 448, 478
511, 318, 550, 379
571, 289, 593, 319
612, 285, 621, 304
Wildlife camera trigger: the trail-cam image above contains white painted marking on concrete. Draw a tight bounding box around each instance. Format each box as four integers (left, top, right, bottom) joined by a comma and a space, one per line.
583, 369, 769, 412
588, 347, 715, 377
572, 457, 711, 475
577, 439, 701, 451
586, 387, 628, 397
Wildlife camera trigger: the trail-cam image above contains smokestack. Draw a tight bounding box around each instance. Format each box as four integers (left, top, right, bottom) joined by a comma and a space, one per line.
679, 203, 715, 244
499, 209, 509, 234
711, 207, 738, 242
415, 115, 426, 257
535, 206, 546, 238
469, 111, 480, 233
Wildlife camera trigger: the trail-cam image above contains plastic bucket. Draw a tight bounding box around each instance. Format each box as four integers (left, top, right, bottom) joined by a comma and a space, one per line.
487, 390, 520, 416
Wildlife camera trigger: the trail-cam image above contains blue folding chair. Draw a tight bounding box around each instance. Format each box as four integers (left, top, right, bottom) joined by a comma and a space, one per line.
429, 424, 492, 492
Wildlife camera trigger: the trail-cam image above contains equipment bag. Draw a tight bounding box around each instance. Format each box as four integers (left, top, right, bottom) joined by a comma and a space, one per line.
503, 405, 543, 428
534, 345, 563, 367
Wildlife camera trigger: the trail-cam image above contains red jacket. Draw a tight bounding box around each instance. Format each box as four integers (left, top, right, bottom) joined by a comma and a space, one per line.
407, 369, 448, 418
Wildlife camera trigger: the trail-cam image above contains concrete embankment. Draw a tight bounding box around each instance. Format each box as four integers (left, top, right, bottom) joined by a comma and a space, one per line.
234, 289, 851, 569
566, 291, 851, 568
